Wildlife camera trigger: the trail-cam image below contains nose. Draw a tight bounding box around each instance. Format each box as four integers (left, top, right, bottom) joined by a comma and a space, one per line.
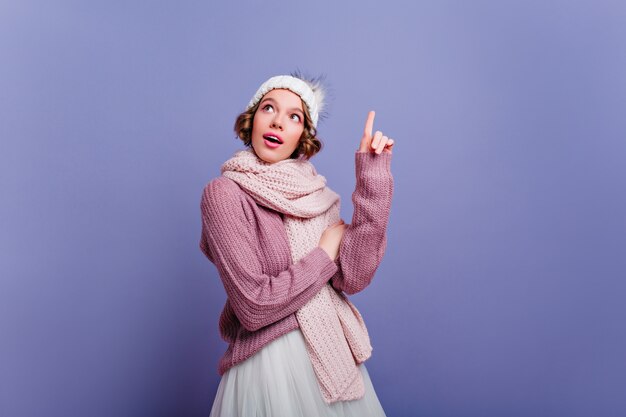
270, 114, 284, 130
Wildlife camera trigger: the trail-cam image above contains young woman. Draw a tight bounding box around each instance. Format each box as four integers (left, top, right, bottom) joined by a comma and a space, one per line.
200, 73, 395, 416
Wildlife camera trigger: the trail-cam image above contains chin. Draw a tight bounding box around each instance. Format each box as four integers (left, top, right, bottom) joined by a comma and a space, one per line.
252, 146, 283, 164
252, 141, 295, 164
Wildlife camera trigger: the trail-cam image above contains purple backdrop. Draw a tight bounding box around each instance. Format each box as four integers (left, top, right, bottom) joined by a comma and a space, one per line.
1, 1, 625, 416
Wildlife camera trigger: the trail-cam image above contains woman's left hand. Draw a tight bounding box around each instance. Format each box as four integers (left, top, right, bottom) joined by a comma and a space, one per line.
358, 110, 394, 154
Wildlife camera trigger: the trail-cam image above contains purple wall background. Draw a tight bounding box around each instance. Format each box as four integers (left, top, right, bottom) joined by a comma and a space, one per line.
1, 1, 625, 416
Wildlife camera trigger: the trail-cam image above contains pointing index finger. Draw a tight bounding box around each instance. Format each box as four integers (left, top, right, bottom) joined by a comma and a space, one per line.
364, 111, 375, 138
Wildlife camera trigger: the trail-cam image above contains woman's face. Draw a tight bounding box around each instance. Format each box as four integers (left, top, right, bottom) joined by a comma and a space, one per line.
250, 88, 305, 164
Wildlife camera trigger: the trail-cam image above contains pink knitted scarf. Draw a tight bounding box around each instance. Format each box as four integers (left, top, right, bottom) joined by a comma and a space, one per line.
220, 148, 373, 403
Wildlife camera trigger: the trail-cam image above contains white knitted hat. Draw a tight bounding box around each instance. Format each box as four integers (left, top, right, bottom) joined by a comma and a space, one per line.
246, 74, 326, 127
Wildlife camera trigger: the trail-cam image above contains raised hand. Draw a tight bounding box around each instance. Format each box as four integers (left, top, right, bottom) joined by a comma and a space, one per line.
358, 110, 395, 154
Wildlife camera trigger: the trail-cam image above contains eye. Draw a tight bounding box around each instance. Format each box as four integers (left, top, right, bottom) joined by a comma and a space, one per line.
290, 113, 301, 122
262, 104, 274, 112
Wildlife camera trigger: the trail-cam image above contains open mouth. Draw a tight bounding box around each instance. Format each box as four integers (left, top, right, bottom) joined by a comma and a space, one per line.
263, 134, 283, 144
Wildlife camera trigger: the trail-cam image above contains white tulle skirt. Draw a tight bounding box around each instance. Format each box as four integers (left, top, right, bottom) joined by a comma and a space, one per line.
209, 328, 387, 417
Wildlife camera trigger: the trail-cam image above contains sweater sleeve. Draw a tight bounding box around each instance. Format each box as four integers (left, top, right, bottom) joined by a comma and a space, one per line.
330, 151, 394, 295
200, 177, 339, 332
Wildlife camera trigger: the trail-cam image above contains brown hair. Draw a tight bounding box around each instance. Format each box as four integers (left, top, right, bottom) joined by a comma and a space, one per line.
233, 98, 323, 160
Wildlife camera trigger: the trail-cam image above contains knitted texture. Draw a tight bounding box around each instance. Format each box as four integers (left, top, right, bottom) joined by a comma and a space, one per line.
220, 148, 372, 403
199, 149, 393, 402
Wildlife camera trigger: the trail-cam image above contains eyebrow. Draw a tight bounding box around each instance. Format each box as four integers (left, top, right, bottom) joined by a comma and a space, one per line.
260, 97, 304, 115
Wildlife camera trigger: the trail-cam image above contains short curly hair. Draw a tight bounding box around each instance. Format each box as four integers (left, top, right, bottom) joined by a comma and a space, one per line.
233, 98, 323, 160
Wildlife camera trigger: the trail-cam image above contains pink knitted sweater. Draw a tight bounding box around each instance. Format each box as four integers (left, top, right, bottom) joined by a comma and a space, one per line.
199, 150, 393, 376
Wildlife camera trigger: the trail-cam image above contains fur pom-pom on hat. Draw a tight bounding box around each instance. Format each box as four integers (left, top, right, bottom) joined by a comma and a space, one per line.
246, 71, 328, 128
